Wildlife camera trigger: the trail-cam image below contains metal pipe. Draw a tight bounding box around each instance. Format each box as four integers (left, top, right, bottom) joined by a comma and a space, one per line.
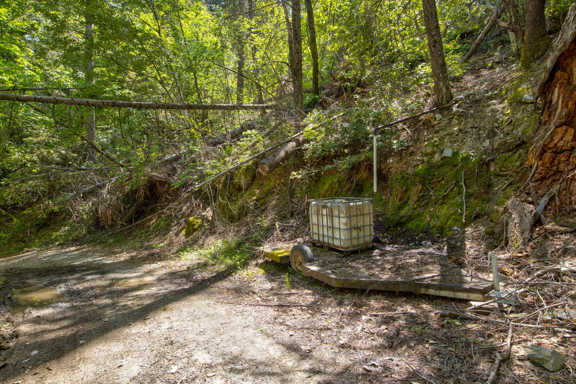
373, 131, 378, 194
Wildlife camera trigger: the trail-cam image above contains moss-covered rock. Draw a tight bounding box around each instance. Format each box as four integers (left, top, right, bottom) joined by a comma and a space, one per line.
185, 216, 202, 237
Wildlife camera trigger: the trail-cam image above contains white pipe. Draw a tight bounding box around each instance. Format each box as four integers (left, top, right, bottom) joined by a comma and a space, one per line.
373, 131, 378, 194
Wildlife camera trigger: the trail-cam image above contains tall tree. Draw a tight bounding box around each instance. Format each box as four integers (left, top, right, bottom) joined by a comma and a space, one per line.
247, 0, 263, 103
84, 0, 96, 157
521, 0, 549, 67
233, 0, 247, 104
291, 0, 303, 111
421, 0, 452, 106
304, 0, 319, 96
280, 1, 295, 98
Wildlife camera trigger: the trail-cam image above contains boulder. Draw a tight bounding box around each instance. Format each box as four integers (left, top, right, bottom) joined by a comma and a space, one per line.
527, 345, 567, 372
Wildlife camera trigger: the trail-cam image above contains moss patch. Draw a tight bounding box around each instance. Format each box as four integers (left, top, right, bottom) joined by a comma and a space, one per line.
380, 154, 491, 235
185, 216, 202, 237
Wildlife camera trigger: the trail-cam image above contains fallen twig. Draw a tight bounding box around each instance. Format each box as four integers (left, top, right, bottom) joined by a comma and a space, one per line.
220, 302, 312, 307
437, 311, 576, 333
508, 281, 576, 286
486, 323, 513, 384
518, 302, 565, 322
486, 352, 504, 384
368, 311, 417, 316
400, 358, 439, 384
465, 288, 527, 312
462, 169, 467, 224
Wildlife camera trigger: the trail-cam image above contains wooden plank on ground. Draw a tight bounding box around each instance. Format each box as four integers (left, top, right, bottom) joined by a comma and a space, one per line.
292, 245, 492, 301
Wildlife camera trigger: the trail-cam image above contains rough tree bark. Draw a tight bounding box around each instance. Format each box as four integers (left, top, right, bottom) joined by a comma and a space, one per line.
530, 3, 576, 217
305, 0, 319, 96
421, 0, 452, 106
291, 0, 303, 112
521, 0, 550, 67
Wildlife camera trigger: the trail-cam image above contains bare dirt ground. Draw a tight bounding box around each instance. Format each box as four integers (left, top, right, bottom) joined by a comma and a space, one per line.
0, 239, 574, 384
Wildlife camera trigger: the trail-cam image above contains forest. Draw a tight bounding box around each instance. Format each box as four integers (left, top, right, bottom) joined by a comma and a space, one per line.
1, 0, 576, 383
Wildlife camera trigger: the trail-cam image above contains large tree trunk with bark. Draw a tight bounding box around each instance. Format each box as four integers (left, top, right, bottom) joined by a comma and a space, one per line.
421, 0, 452, 106
530, 4, 576, 218
521, 0, 550, 67
291, 0, 303, 112
305, 0, 319, 96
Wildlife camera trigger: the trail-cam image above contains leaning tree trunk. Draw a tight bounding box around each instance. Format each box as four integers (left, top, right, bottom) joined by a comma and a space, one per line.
530, 4, 576, 218
461, 4, 505, 63
305, 0, 319, 96
521, 0, 550, 67
421, 0, 452, 106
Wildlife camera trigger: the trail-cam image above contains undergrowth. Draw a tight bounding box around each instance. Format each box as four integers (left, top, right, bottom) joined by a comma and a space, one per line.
179, 238, 257, 270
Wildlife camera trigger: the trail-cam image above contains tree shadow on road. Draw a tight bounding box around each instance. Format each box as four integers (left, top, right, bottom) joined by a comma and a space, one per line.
0, 246, 238, 382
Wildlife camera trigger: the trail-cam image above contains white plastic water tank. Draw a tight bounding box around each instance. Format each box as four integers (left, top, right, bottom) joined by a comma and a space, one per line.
309, 198, 373, 251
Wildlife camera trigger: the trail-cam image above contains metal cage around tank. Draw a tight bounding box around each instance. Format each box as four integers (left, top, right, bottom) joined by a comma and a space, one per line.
308, 198, 374, 252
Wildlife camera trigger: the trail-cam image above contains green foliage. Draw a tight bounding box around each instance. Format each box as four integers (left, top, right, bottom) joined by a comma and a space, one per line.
0, 0, 572, 247
303, 102, 390, 162
179, 238, 254, 269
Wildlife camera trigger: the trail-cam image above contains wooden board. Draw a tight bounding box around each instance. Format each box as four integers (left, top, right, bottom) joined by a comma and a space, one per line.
291, 243, 492, 301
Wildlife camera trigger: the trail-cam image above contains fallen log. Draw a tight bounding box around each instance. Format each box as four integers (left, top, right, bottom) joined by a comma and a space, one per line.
0, 93, 276, 111
206, 120, 259, 147
257, 135, 305, 176
256, 112, 346, 176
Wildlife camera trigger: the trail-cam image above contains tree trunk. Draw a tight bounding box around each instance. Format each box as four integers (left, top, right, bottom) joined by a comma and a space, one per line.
235, 0, 247, 104
258, 135, 305, 176
281, 2, 295, 98
421, 0, 452, 106
521, 0, 549, 67
236, 45, 245, 104
0, 93, 275, 110
503, 0, 523, 56
305, 0, 319, 96
247, 0, 264, 103
291, 0, 303, 112
84, 3, 96, 156
530, 4, 576, 218
461, 4, 505, 63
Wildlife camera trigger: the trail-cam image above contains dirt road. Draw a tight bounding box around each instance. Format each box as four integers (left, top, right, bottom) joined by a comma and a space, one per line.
0, 245, 570, 383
